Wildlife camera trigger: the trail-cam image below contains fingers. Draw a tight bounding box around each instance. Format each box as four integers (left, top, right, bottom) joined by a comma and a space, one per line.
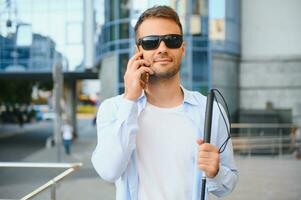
198, 143, 219, 153
196, 140, 220, 178
196, 139, 204, 145
128, 52, 143, 66
130, 59, 151, 71
137, 66, 154, 75
196, 140, 219, 158
198, 151, 219, 159
124, 66, 154, 82
123, 52, 153, 100
197, 156, 220, 178
198, 157, 215, 163
128, 52, 151, 70
197, 163, 219, 178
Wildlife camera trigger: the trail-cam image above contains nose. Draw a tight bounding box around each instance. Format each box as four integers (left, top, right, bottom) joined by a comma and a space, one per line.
157, 40, 168, 53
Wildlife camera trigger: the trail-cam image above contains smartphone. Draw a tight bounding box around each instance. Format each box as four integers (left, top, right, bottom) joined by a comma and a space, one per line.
139, 52, 149, 86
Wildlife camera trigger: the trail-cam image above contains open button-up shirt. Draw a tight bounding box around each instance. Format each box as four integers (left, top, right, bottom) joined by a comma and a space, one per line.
92, 87, 238, 200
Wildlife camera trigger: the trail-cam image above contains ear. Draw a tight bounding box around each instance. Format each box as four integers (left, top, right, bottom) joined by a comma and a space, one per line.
181, 41, 186, 57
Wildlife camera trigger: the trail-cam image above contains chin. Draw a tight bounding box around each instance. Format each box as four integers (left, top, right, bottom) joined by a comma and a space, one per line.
152, 69, 180, 80
152, 62, 173, 71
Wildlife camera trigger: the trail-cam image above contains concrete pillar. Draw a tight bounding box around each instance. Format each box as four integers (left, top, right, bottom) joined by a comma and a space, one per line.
240, 0, 301, 110
100, 53, 119, 100
52, 62, 63, 161
293, 103, 301, 126
83, 0, 95, 69
65, 80, 77, 138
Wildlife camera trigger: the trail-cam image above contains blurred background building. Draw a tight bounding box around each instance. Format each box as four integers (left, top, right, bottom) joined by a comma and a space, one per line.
0, 0, 301, 125
0, 0, 101, 134
239, 0, 301, 126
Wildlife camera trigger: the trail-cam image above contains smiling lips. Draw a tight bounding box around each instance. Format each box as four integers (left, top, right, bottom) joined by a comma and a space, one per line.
154, 57, 172, 63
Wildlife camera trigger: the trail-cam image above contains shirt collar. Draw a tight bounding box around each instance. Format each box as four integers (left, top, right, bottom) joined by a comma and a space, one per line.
137, 85, 200, 107
181, 86, 200, 106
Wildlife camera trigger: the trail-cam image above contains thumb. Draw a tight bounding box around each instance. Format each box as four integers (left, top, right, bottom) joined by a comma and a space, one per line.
196, 139, 204, 146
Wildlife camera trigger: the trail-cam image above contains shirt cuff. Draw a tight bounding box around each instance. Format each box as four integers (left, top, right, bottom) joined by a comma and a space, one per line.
207, 165, 227, 186
116, 97, 138, 122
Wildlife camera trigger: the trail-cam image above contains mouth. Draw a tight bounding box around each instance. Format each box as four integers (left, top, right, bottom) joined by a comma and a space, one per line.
154, 58, 172, 64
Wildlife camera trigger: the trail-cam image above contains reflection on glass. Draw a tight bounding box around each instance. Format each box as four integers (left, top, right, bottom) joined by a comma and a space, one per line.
16, 24, 33, 47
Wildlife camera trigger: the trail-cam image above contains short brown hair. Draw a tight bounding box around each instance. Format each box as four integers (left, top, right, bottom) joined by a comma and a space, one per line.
134, 5, 183, 39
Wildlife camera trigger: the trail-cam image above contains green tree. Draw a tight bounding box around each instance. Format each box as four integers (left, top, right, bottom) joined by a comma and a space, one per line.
0, 80, 34, 104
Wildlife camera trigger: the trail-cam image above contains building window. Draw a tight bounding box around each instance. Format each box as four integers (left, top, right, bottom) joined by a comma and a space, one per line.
118, 53, 129, 91
109, 0, 116, 21
120, 0, 130, 19
119, 22, 129, 39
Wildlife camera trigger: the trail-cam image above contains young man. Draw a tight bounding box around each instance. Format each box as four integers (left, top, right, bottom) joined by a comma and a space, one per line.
92, 5, 238, 200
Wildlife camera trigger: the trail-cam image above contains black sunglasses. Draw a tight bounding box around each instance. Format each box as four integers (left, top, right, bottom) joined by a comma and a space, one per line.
137, 34, 183, 50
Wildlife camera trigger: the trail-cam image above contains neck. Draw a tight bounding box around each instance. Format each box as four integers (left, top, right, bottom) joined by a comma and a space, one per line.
145, 73, 183, 108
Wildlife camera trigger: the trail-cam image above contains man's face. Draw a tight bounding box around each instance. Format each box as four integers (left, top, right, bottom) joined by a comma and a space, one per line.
136, 18, 185, 80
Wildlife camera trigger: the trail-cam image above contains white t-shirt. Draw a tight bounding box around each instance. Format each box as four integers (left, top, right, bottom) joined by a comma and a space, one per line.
136, 103, 198, 200
62, 124, 73, 140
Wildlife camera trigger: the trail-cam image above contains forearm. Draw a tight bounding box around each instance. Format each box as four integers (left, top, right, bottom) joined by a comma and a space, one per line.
92, 121, 138, 182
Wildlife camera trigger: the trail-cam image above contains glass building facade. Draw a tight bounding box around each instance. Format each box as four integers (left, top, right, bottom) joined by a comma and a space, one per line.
96, 0, 132, 94
0, 0, 92, 71
209, 0, 240, 55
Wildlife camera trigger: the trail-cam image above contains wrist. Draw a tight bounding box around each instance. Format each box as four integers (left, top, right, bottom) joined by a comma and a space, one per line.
211, 167, 220, 178
124, 92, 140, 101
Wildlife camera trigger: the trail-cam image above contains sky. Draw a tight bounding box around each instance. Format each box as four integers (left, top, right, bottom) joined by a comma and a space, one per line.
210, 0, 225, 19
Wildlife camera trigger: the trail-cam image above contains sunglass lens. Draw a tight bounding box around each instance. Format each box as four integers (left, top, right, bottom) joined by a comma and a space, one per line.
164, 35, 182, 49
141, 36, 159, 50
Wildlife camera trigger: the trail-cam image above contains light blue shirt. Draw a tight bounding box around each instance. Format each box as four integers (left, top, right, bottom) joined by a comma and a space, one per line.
92, 87, 238, 200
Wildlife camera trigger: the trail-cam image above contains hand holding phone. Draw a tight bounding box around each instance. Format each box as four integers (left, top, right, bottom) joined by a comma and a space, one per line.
123, 52, 154, 101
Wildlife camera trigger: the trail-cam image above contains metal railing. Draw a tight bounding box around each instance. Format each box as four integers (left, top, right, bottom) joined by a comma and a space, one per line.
231, 123, 296, 157
0, 162, 82, 200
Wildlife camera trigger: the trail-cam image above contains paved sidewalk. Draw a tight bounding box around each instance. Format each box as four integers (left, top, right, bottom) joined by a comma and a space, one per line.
29, 141, 301, 199
1, 119, 301, 200
0, 122, 46, 139
21, 119, 115, 200
0, 119, 115, 200
211, 156, 301, 200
